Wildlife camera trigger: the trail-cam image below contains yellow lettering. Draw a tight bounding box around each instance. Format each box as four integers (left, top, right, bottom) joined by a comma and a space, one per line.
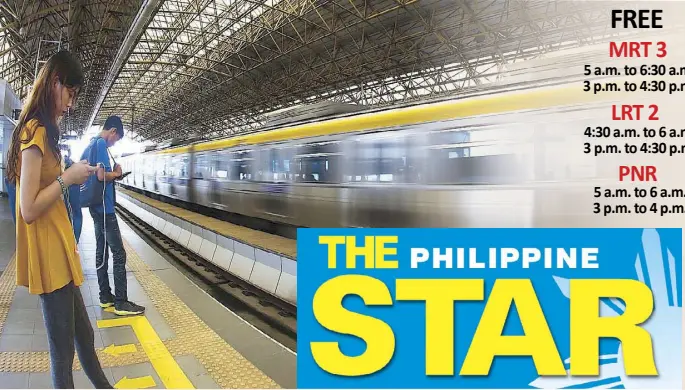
396, 279, 483, 375
570, 279, 656, 375
346, 236, 375, 268
311, 275, 395, 376
375, 236, 399, 269
461, 279, 565, 376
318, 236, 345, 268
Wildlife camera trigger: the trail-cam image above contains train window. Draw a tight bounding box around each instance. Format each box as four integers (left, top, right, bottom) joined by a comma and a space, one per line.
426, 129, 521, 185
193, 153, 211, 179
346, 138, 418, 184
178, 155, 190, 178
144, 156, 155, 175
156, 156, 168, 176
166, 156, 174, 177
257, 147, 294, 182
168, 156, 178, 177
213, 151, 230, 179
534, 121, 608, 181
431, 129, 470, 145
229, 150, 253, 181
293, 142, 341, 183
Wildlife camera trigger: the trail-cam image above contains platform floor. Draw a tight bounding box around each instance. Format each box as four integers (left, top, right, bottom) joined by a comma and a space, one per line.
0, 198, 295, 389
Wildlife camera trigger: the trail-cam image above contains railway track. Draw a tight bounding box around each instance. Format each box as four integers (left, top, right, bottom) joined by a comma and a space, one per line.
116, 203, 297, 350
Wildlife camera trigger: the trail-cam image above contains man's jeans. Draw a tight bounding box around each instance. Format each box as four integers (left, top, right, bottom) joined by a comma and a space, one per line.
89, 210, 128, 303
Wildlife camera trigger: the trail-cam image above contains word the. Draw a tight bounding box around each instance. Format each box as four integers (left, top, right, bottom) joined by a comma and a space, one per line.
319, 236, 399, 269
310, 276, 657, 377
410, 247, 599, 269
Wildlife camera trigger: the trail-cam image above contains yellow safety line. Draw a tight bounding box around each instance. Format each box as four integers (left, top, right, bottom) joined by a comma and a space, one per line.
0, 253, 17, 336
115, 375, 156, 389
98, 316, 195, 389
103, 343, 138, 357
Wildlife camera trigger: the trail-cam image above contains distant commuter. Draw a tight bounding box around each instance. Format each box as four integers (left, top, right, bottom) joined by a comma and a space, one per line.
81, 115, 145, 316
4, 50, 112, 389
4, 176, 15, 223
64, 155, 83, 241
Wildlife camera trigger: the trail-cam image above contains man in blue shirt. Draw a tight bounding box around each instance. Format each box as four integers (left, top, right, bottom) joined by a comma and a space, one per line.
84, 116, 145, 316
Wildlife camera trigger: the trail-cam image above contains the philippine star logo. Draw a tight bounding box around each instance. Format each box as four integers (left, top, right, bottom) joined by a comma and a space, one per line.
530, 229, 682, 390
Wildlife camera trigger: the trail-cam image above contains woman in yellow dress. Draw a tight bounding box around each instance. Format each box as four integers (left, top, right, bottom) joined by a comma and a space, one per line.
4, 50, 112, 389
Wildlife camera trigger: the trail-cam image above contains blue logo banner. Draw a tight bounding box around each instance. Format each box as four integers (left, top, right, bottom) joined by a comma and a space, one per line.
296, 228, 682, 389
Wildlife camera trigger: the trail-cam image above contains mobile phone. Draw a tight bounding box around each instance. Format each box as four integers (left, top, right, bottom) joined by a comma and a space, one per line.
120, 171, 131, 178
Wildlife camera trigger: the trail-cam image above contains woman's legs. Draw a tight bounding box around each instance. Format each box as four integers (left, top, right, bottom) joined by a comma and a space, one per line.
39, 282, 77, 388
73, 283, 112, 388
39, 281, 112, 389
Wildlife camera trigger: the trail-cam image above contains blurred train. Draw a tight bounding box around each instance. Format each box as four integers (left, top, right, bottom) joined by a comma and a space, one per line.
119, 82, 617, 228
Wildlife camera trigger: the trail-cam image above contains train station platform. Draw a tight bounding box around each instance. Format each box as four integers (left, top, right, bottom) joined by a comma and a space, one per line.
0, 197, 295, 389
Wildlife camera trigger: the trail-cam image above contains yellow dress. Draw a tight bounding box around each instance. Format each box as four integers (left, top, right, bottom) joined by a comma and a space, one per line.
14, 119, 84, 294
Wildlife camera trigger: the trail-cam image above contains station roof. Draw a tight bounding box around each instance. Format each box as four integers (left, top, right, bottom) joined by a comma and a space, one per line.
0, 0, 143, 135
1, 0, 617, 142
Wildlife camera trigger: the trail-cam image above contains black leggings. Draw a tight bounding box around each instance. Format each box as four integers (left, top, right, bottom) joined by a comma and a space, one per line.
38, 281, 113, 389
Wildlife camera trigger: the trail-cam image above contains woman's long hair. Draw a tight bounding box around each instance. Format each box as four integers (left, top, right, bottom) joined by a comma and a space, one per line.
5, 50, 84, 184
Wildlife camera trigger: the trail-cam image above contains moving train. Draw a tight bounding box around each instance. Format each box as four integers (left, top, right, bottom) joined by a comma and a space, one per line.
118, 82, 617, 228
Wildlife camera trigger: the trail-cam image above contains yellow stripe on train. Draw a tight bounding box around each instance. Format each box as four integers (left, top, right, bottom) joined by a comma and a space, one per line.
151, 84, 603, 156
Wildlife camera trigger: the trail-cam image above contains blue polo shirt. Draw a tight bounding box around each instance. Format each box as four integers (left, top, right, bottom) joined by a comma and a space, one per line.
82, 138, 115, 215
